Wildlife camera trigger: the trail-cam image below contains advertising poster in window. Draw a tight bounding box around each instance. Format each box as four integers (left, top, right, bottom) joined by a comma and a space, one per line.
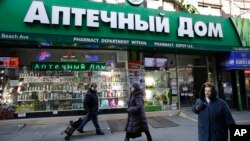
128, 61, 145, 90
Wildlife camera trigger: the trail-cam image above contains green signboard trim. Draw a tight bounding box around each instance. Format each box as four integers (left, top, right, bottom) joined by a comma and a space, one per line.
0, 0, 244, 50
31, 62, 107, 71
1, 31, 243, 51
231, 18, 250, 46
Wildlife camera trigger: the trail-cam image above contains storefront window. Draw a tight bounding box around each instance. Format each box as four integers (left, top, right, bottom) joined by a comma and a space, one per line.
1, 48, 129, 116
143, 54, 208, 110
143, 54, 178, 111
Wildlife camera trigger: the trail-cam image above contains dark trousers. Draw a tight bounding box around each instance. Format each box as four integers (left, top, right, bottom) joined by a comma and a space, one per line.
125, 130, 152, 141
77, 113, 101, 132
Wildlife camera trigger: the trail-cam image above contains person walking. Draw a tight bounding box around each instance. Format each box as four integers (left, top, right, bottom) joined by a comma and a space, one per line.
77, 83, 104, 135
124, 82, 152, 141
192, 82, 236, 141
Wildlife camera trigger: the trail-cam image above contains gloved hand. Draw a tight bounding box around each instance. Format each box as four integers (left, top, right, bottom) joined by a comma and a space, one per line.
196, 99, 204, 110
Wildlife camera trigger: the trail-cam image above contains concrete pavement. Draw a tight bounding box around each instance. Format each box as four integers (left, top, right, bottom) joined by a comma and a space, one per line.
0, 108, 249, 141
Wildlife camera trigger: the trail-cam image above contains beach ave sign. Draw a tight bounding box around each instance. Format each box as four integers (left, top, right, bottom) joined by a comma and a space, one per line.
24, 1, 223, 38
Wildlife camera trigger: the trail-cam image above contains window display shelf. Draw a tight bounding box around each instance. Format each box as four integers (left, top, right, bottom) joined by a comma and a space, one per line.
14, 109, 82, 114
20, 76, 74, 78
17, 98, 82, 102
14, 70, 128, 114
99, 107, 125, 109
22, 90, 82, 93
17, 100, 35, 102
17, 97, 83, 101
47, 98, 83, 101
98, 89, 125, 91
98, 96, 125, 99
23, 81, 68, 83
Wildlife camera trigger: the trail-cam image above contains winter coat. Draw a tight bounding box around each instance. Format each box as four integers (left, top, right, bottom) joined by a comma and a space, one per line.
192, 83, 236, 141
125, 88, 149, 134
84, 88, 99, 115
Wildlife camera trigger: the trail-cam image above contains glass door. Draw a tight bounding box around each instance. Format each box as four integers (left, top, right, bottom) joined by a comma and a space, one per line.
177, 55, 208, 107
221, 71, 234, 108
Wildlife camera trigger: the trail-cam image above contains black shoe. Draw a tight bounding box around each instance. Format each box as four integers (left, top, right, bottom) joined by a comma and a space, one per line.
124, 138, 129, 141
96, 130, 104, 135
77, 129, 84, 133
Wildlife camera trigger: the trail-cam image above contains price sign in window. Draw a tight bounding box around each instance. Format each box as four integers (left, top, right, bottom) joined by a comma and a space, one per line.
0, 57, 19, 68
10, 57, 19, 68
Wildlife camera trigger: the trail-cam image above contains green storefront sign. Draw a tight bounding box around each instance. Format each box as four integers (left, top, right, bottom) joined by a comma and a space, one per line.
32, 62, 106, 71
0, 0, 249, 51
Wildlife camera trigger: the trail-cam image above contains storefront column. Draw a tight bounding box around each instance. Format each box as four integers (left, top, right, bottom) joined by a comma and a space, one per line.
236, 70, 243, 111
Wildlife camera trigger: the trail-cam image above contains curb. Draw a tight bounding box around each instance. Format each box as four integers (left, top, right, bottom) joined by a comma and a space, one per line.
178, 111, 197, 122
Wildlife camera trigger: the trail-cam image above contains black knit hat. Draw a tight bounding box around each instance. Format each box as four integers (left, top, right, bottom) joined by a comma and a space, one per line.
132, 82, 140, 90
90, 83, 97, 88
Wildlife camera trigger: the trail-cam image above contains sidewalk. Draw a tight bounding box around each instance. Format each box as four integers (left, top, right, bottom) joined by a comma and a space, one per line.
0, 108, 249, 141
179, 107, 250, 124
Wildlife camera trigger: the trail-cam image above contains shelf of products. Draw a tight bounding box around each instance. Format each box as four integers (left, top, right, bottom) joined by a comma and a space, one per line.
88, 71, 128, 109
14, 70, 128, 113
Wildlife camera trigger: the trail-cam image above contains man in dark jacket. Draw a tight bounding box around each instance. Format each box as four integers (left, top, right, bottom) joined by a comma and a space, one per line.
124, 82, 152, 141
77, 83, 104, 135
192, 82, 236, 141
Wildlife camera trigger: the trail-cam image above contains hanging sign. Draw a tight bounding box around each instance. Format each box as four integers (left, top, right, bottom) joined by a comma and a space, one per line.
220, 51, 250, 70
61, 52, 79, 62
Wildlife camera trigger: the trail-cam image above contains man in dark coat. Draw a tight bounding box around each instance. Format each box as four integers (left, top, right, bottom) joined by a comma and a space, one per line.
77, 83, 104, 135
192, 82, 236, 141
124, 82, 152, 141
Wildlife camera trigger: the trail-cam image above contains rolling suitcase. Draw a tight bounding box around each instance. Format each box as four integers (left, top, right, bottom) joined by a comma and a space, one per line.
64, 117, 83, 140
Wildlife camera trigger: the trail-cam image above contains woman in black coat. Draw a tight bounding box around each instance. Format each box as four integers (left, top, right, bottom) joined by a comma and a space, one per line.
124, 82, 152, 141
192, 82, 236, 141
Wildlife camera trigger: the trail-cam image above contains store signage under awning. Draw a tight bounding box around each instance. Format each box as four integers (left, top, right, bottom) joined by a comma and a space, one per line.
32, 62, 106, 71
220, 51, 250, 70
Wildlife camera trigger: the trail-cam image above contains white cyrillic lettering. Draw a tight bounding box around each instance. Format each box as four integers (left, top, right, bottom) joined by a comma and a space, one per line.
71, 8, 86, 26
118, 13, 134, 30
208, 23, 223, 38
178, 17, 194, 37
23, 1, 50, 24
148, 16, 155, 32
155, 17, 170, 33
135, 14, 148, 31
52, 6, 71, 25
194, 21, 207, 37
87, 9, 99, 27
101, 11, 117, 28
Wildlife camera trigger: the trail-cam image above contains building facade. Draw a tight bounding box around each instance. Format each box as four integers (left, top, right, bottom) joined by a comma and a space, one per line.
0, 0, 250, 119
